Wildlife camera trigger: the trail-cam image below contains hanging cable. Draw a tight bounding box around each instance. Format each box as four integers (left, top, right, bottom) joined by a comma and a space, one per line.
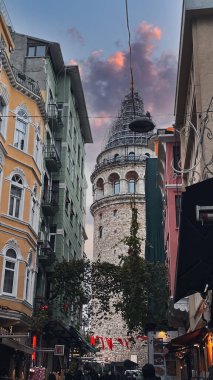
125, 0, 135, 117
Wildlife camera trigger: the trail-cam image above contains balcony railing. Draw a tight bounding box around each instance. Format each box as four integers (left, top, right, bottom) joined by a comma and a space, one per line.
94, 155, 147, 172
38, 240, 56, 264
44, 145, 61, 172
12, 66, 40, 96
48, 103, 64, 128
42, 189, 59, 216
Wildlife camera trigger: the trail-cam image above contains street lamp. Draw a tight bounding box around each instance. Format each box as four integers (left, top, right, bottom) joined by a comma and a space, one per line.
129, 113, 155, 133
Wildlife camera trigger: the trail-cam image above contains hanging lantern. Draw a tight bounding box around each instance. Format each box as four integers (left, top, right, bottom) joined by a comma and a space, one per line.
129, 113, 155, 133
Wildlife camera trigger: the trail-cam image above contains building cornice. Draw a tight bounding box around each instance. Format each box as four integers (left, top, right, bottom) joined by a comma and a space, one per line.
90, 193, 145, 215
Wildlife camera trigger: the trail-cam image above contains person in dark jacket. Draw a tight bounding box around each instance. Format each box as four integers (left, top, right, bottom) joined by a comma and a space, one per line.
142, 364, 161, 380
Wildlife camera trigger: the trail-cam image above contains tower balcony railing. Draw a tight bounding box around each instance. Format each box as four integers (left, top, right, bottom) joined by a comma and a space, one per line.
94, 154, 147, 172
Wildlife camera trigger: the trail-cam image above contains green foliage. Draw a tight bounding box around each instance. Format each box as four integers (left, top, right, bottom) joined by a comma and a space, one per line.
51, 258, 91, 315
92, 256, 168, 333
46, 207, 168, 333
31, 309, 49, 333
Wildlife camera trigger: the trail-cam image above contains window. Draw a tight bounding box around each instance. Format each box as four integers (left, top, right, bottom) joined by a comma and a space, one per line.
128, 179, 136, 193
78, 145, 81, 165
50, 225, 57, 251
65, 189, 70, 213
34, 128, 42, 169
99, 226, 103, 239
67, 145, 71, 172
14, 108, 28, 151
73, 128, 77, 150
70, 200, 74, 223
128, 152, 135, 161
0, 83, 9, 138
173, 145, 180, 171
27, 45, 46, 57
77, 176, 79, 199
114, 154, 120, 161
25, 267, 33, 303
175, 194, 181, 227
81, 157, 84, 177
113, 210, 117, 216
68, 241, 72, 260
9, 175, 23, 218
0, 96, 6, 135
3, 249, 17, 294
114, 181, 120, 194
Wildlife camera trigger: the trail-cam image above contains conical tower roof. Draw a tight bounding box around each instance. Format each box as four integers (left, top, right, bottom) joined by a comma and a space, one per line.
105, 91, 152, 149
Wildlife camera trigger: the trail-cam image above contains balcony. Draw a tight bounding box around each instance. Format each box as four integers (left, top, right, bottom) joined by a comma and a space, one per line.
38, 240, 56, 265
48, 103, 64, 129
44, 145, 61, 172
12, 66, 40, 96
42, 189, 59, 216
34, 296, 48, 311
91, 154, 147, 180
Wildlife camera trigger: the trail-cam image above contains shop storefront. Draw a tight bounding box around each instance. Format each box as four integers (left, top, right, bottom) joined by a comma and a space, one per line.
168, 327, 213, 379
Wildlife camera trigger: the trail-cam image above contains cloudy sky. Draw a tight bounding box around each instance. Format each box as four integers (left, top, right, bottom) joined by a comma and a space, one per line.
5, 0, 183, 257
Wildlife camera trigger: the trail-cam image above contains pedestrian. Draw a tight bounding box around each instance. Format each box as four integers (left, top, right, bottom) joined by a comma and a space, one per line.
48, 373, 57, 380
142, 364, 161, 380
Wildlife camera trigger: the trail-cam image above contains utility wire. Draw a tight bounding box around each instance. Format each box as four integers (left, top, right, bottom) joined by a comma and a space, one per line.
125, 0, 135, 117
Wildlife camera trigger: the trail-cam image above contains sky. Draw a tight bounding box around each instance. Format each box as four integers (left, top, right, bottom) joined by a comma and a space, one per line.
5, 0, 183, 258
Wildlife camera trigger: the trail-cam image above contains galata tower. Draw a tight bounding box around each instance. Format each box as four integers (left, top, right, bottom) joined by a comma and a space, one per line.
90, 91, 155, 365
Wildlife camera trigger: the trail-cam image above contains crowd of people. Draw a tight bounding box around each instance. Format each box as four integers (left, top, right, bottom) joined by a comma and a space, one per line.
47, 363, 160, 380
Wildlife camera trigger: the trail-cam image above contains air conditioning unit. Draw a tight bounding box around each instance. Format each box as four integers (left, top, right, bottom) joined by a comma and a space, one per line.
196, 205, 213, 224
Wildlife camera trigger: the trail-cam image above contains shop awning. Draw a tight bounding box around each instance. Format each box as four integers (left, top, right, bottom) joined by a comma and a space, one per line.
174, 178, 213, 302
0, 337, 33, 354
69, 325, 96, 353
45, 320, 95, 353
169, 327, 208, 350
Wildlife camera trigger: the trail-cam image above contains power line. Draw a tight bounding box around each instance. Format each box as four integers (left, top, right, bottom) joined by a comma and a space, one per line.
0, 110, 212, 119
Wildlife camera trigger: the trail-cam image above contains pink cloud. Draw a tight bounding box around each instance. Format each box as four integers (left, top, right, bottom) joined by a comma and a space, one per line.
91, 50, 104, 59
68, 59, 78, 65
136, 21, 162, 41
91, 111, 111, 129
107, 51, 125, 71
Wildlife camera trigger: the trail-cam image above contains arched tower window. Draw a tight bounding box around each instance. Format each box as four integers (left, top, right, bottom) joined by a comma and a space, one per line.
108, 173, 120, 195
3, 248, 17, 295
9, 174, 23, 219
114, 181, 120, 194
126, 171, 139, 194
96, 178, 104, 192
96, 178, 104, 199
128, 179, 136, 193
14, 108, 29, 151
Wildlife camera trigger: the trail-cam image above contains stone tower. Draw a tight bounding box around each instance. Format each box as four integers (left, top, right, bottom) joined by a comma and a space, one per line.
90, 92, 155, 365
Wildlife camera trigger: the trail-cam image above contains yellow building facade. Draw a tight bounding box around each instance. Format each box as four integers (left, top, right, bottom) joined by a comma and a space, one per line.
0, 11, 46, 378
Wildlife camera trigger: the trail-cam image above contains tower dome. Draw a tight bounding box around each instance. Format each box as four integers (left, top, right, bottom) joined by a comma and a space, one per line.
105, 91, 153, 149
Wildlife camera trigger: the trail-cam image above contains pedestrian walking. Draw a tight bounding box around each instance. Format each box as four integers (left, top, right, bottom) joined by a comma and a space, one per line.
142, 364, 161, 380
